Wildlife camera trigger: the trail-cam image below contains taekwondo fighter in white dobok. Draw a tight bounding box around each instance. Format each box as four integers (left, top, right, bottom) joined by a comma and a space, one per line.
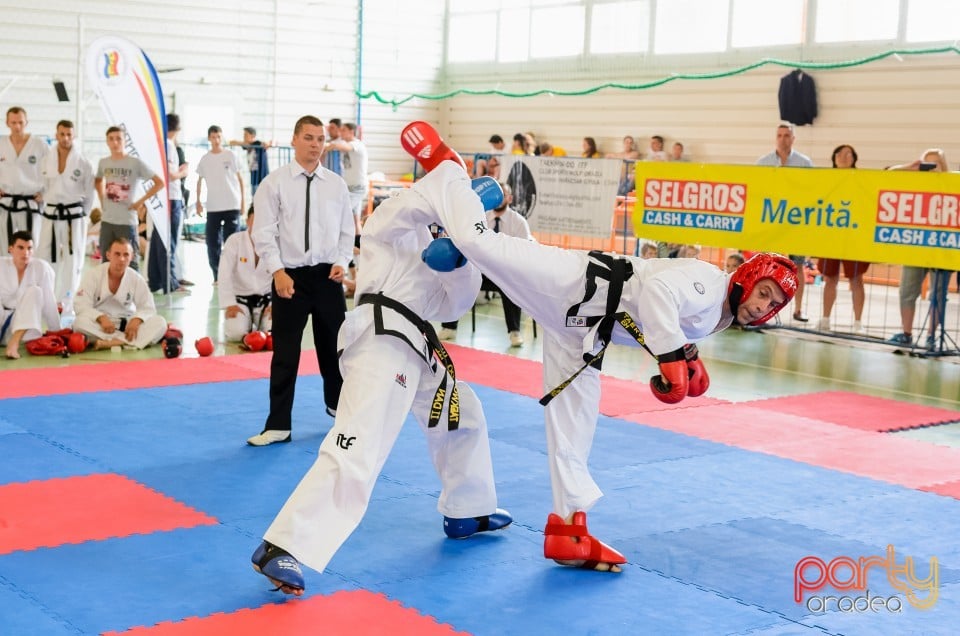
0, 107, 49, 251
219, 207, 273, 341
1, 231, 61, 359
250, 174, 513, 596
401, 121, 800, 573
73, 236, 168, 350
40, 120, 95, 319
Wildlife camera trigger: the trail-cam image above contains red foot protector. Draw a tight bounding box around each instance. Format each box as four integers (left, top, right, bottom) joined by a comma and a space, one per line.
102, 590, 469, 636
543, 511, 626, 569
400, 121, 466, 173
0, 473, 217, 555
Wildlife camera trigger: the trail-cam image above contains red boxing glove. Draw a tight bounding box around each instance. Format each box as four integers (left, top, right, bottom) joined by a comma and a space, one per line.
684, 344, 710, 397
649, 347, 689, 404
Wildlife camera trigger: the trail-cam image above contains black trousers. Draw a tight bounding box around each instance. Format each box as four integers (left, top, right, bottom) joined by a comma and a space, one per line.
265, 263, 345, 431
442, 275, 521, 333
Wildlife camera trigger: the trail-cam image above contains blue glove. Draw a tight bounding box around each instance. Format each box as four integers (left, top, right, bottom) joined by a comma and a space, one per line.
471, 177, 504, 211
422, 237, 467, 272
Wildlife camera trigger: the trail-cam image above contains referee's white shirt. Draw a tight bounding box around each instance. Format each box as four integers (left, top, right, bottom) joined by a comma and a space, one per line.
252, 161, 355, 274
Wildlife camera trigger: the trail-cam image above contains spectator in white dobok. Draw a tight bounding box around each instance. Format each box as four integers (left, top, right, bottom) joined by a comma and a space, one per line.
73, 236, 168, 350
219, 206, 272, 341
1, 230, 60, 359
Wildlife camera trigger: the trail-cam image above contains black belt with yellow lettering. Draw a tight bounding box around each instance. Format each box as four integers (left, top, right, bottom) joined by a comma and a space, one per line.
357, 292, 460, 430
541, 251, 650, 406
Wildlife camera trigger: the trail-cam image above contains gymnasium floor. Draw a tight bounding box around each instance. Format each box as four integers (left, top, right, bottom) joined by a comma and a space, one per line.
1, 241, 959, 635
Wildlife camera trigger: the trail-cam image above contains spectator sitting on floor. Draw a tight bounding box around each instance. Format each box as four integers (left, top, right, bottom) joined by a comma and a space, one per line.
73, 236, 168, 350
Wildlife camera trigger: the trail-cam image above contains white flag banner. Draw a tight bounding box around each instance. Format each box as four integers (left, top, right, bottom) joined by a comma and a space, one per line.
498, 156, 621, 238
85, 35, 170, 248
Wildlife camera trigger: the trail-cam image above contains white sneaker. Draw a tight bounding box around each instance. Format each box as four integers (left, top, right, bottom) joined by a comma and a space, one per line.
438, 328, 457, 341
853, 320, 866, 335
509, 331, 524, 347
247, 430, 291, 446
817, 317, 831, 331
474, 293, 488, 306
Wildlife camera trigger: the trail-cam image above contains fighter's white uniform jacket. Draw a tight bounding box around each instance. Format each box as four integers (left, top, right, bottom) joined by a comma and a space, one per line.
0, 135, 48, 196
74, 262, 158, 324
218, 230, 272, 309
341, 182, 481, 362
579, 254, 732, 358
41, 146, 94, 215
0, 256, 60, 333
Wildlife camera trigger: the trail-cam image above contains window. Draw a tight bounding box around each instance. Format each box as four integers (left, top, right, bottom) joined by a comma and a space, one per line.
815, 0, 899, 43
905, 0, 960, 42
730, 0, 804, 48
530, 5, 585, 58
590, 1, 650, 55
448, 13, 497, 62
654, 0, 730, 54
499, 8, 531, 62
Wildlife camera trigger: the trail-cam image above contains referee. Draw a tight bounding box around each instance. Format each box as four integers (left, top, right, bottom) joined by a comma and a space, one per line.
247, 115, 354, 446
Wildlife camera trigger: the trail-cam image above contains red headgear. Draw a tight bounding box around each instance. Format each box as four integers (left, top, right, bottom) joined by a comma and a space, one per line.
727, 252, 798, 325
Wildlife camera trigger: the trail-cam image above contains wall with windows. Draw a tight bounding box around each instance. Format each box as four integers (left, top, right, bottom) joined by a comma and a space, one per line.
0, 0, 444, 178
440, 0, 960, 170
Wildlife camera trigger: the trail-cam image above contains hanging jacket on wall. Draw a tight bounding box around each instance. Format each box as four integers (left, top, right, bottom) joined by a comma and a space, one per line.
778, 69, 818, 126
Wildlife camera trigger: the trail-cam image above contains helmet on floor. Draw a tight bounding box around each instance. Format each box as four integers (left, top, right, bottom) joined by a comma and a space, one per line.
163, 336, 183, 359
727, 252, 798, 326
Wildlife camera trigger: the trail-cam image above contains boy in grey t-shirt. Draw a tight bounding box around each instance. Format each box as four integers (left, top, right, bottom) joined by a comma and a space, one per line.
94, 126, 163, 269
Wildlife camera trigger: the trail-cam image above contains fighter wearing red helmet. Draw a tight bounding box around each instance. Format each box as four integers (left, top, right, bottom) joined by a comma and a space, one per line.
406, 121, 798, 573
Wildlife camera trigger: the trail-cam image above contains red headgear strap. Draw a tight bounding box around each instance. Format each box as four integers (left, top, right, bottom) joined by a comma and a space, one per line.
728, 253, 798, 325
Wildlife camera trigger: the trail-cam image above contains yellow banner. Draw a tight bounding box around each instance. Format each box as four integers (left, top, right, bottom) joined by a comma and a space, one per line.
633, 162, 960, 269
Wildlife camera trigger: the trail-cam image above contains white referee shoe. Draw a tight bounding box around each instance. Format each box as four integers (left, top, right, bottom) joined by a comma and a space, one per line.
247, 430, 291, 446
509, 331, 524, 347
438, 328, 457, 341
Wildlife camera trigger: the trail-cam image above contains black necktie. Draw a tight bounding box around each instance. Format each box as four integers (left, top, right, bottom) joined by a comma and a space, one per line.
493, 216, 501, 233
304, 173, 315, 251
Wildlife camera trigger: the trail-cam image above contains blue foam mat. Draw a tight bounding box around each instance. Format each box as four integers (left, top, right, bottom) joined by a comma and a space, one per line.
1, 379, 959, 635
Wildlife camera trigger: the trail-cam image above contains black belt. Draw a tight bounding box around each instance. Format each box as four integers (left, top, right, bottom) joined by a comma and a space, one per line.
43, 201, 85, 221
42, 202, 86, 262
236, 293, 271, 311
541, 251, 648, 406
1, 194, 39, 239
357, 292, 460, 431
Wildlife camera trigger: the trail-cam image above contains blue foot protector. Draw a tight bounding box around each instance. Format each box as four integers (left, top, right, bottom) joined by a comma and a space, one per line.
444, 508, 513, 539
251, 540, 305, 592
471, 177, 504, 211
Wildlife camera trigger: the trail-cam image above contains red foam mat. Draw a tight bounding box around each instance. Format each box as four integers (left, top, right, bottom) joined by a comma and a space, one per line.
628, 404, 960, 489
0, 353, 324, 400
104, 590, 468, 636
445, 343, 727, 415
0, 473, 217, 554
742, 390, 960, 432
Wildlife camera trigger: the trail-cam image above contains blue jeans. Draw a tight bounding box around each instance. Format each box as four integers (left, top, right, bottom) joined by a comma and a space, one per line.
205, 210, 240, 280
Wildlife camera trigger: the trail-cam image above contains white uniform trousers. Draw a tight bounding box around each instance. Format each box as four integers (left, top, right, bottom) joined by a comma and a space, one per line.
427, 165, 605, 516
73, 314, 168, 349
264, 325, 498, 574
38, 213, 87, 308
0, 286, 47, 345
224, 304, 272, 341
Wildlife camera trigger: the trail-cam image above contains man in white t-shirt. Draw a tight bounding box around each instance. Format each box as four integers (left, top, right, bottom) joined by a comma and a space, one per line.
325, 122, 367, 235
196, 125, 245, 281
